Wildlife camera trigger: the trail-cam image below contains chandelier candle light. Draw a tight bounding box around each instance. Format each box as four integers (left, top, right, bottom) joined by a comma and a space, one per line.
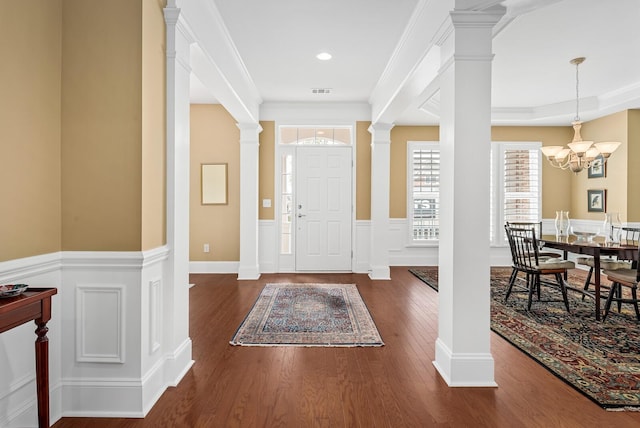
540, 57, 621, 173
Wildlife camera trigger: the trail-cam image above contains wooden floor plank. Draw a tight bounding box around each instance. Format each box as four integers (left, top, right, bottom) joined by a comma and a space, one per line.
53, 268, 640, 428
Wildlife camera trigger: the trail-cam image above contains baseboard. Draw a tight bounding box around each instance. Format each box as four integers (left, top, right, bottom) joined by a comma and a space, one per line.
142, 338, 194, 415
162, 338, 194, 388
189, 261, 239, 274
61, 338, 194, 418
60, 378, 146, 418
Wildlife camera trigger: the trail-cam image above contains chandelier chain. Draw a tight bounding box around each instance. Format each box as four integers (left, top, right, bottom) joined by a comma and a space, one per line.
574, 60, 580, 122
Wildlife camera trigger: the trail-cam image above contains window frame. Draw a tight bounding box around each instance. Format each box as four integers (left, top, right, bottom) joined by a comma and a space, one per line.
490, 141, 542, 246
407, 141, 440, 246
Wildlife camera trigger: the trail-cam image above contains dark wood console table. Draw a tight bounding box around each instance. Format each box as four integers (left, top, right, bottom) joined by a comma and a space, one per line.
0, 288, 57, 428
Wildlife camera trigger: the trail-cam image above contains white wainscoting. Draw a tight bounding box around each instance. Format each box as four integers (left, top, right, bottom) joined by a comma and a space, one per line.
0, 246, 193, 427
190, 218, 640, 276
258, 220, 277, 273
353, 221, 371, 273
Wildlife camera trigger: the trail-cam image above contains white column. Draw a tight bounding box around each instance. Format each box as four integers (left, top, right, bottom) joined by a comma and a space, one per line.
368, 123, 393, 280
237, 123, 263, 280
163, 5, 193, 383
433, 5, 505, 386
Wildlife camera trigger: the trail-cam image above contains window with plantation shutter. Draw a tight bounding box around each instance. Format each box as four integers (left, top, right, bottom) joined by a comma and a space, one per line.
408, 142, 439, 242
490, 142, 542, 244
407, 141, 540, 245
504, 149, 540, 221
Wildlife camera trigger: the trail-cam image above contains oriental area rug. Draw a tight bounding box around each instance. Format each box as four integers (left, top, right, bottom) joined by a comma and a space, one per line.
230, 283, 384, 347
409, 267, 640, 411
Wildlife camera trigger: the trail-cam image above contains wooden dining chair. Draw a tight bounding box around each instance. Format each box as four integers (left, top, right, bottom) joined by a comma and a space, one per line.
504, 225, 573, 312
602, 227, 640, 320
603, 240, 640, 321
577, 227, 640, 298
505, 221, 561, 294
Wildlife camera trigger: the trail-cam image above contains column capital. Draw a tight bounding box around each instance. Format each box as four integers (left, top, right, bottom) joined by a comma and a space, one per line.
237, 122, 263, 133
237, 122, 263, 144
163, 7, 180, 26
368, 122, 394, 133
368, 123, 394, 143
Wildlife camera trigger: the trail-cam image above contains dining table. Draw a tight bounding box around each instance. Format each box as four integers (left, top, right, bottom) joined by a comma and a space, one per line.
539, 234, 638, 320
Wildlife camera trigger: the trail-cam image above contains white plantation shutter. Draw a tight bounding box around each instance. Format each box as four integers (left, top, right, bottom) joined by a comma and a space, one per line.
490, 143, 541, 244
408, 142, 440, 241
503, 148, 540, 222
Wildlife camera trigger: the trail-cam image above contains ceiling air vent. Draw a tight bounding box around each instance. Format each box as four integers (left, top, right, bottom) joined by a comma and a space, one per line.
311, 88, 332, 95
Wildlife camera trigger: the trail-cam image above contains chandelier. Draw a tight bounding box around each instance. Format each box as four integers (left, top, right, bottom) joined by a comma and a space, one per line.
540, 57, 621, 173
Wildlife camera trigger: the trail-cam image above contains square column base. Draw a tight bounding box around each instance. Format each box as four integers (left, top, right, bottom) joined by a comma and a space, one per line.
238, 265, 260, 280
433, 338, 497, 387
368, 265, 390, 280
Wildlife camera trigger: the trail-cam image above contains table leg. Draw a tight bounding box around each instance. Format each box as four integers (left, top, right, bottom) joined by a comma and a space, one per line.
594, 252, 601, 321
35, 320, 50, 428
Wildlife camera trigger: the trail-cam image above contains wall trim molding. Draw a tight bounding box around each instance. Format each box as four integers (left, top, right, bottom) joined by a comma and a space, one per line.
0, 251, 61, 283
61, 246, 170, 270
189, 261, 240, 274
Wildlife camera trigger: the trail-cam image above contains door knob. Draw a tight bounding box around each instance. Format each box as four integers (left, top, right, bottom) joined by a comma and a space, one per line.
298, 214, 306, 218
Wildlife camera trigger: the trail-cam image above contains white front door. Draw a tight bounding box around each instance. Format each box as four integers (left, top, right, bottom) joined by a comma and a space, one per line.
295, 146, 352, 271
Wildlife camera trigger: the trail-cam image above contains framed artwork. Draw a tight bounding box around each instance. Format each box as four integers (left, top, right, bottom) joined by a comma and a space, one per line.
587, 189, 606, 212
588, 155, 605, 178
201, 163, 228, 205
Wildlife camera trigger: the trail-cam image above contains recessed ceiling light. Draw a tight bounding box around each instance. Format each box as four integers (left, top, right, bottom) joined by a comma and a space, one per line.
316, 52, 332, 61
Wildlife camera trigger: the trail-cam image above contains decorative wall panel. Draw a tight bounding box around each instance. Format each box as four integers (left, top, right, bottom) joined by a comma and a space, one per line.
76, 284, 125, 363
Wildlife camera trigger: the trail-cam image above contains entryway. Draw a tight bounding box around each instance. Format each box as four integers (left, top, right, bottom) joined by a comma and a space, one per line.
277, 127, 353, 272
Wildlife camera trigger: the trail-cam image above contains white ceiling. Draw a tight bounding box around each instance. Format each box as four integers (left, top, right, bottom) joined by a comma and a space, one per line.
189, 0, 640, 126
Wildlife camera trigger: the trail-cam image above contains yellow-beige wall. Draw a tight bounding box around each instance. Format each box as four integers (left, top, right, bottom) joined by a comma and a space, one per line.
61, 0, 144, 251
0, 0, 165, 262
259, 121, 275, 220
356, 122, 372, 220
61, 0, 165, 251
141, 0, 167, 249
0, 1, 63, 261
573, 111, 629, 221
628, 110, 640, 221
190, 105, 240, 261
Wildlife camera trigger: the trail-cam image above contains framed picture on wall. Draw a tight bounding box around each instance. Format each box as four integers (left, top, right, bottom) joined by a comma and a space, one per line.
588, 155, 605, 178
587, 189, 606, 212
201, 163, 228, 205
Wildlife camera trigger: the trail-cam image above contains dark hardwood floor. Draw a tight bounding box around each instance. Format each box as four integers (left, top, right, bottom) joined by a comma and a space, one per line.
54, 267, 640, 427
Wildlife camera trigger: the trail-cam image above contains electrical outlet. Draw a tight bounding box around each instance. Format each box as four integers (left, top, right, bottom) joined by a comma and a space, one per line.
203, 243, 210, 253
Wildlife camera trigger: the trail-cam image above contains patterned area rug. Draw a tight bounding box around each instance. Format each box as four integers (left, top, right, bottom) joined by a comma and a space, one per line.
230, 283, 384, 347
409, 267, 640, 410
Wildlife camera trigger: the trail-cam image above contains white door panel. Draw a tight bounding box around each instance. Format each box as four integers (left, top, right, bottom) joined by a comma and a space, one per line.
296, 146, 352, 271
